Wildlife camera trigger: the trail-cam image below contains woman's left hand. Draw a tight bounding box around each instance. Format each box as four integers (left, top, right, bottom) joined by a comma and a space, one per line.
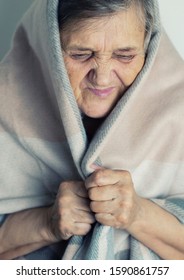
86, 168, 184, 260
85, 168, 142, 230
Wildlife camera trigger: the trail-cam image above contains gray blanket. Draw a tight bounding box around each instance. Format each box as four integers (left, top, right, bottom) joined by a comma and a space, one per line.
0, 0, 184, 259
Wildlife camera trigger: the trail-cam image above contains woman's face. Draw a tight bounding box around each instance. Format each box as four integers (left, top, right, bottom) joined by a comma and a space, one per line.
61, 6, 146, 118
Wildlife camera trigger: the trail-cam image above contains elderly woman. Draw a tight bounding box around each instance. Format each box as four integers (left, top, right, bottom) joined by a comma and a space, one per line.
0, 0, 184, 260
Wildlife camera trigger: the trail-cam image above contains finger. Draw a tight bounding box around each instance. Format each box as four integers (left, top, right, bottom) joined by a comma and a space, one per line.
95, 213, 124, 229
58, 200, 96, 227
72, 196, 92, 212
88, 185, 118, 201
85, 169, 117, 189
74, 210, 96, 224
73, 182, 89, 198
85, 169, 131, 189
59, 181, 88, 198
72, 223, 92, 236
90, 200, 117, 214
95, 213, 119, 227
60, 195, 91, 213
61, 223, 92, 239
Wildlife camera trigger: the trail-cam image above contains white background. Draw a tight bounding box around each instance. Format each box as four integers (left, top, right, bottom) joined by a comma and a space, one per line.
159, 0, 184, 59
0, 0, 184, 60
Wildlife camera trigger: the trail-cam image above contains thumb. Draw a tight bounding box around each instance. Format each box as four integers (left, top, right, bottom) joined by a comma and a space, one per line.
90, 164, 104, 171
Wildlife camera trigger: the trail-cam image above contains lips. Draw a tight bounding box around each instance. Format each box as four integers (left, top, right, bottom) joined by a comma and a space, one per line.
88, 87, 114, 97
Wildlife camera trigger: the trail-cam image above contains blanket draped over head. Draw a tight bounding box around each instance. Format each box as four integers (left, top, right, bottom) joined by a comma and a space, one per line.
0, 0, 184, 260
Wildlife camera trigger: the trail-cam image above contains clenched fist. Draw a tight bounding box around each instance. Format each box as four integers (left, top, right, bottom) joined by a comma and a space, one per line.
48, 181, 95, 240
85, 169, 142, 230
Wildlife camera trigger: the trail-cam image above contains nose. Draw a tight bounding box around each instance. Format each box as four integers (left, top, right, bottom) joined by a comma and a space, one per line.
87, 59, 113, 87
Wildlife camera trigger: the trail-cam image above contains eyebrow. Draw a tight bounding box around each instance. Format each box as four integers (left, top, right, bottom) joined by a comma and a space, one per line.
116, 47, 138, 52
65, 46, 139, 52
65, 46, 93, 52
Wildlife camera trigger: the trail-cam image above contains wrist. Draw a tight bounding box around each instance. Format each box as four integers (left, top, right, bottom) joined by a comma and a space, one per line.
126, 197, 147, 234
41, 206, 61, 243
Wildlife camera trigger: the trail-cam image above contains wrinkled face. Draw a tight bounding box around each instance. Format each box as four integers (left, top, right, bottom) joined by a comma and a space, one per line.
61, 6, 146, 118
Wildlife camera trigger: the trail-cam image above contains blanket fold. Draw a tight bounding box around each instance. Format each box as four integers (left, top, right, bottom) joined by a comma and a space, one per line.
0, 0, 184, 259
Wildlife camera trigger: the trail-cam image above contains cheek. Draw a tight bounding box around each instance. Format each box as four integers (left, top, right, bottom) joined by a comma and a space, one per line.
119, 58, 145, 86
65, 61, 89, 89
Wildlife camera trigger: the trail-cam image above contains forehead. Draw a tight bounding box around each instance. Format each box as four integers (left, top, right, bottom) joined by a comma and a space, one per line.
61, 6, 146, 51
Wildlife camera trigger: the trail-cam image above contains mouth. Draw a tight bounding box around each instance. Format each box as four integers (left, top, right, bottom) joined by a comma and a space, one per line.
88, 87, 115, 97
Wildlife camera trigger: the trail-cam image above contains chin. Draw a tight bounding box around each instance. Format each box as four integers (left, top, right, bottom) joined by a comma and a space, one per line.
84, 109, 110, 119
82, 102, 116, 119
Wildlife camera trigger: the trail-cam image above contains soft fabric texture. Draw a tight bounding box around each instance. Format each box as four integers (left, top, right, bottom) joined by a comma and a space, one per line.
0, 0, 184, 260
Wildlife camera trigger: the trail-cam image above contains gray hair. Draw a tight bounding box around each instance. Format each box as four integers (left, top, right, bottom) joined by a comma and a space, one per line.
58, 0, 155, 50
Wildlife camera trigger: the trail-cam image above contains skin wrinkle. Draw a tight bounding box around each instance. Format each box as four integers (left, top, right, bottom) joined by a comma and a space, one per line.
61, 7, 146, 119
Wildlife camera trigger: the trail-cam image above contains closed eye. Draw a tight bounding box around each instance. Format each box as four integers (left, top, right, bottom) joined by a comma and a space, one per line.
114, 54, 135, 62
70, 53, 93, 61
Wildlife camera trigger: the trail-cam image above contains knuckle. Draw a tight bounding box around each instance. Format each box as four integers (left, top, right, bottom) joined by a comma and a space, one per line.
73, 224, 91, 236
117, 212, 129, 226
122, 170, 131, 182
119, 187, 129, 196
58, 195, 71, 207
120, 200, 133, 211
82, 224, 92, 235
58, 219, 73, 239
59, 206, 68, 218
125, 203, 133, 214
61, 229, 73, 240
93, 169, 105, 185
59, 181, 71, 192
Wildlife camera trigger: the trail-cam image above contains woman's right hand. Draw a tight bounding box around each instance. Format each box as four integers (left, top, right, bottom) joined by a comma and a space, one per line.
47, 181, 95, 241
0, 181, 95, 259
